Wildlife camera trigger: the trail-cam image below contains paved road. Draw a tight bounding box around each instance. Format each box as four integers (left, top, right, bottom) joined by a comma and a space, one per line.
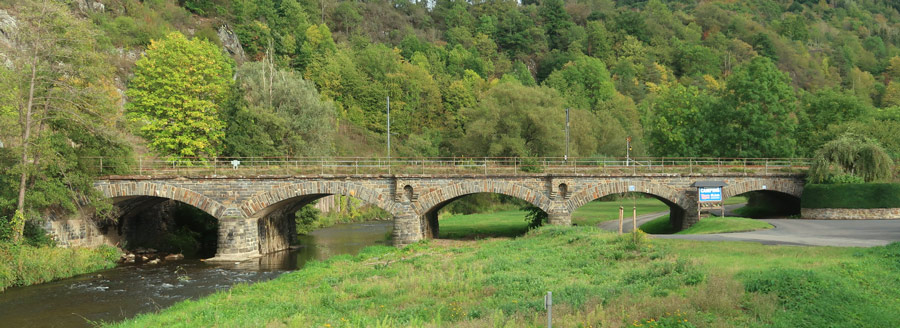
598, 205, 900, 247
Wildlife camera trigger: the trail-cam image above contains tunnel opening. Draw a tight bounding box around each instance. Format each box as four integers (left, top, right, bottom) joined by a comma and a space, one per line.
728, 191, 801, 218
106, 197, 219, 259
423, 193, 541, 240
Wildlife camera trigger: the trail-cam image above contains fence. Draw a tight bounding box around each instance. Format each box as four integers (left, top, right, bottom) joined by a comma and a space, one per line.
89, 157, 811, 176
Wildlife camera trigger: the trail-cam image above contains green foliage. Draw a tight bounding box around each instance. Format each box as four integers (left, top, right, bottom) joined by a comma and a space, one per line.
294, 203, 322, 235
127, 32, 233, 159
457, 83, 564, 157
0, 243, 119, 291
809, 133, 894, 183
222, 60, 335, 157
543, 55, 616, 112
647, 84, 716, 157
710, 57, 798, 157
801, 183, 900, 209
521, 204, 547, 229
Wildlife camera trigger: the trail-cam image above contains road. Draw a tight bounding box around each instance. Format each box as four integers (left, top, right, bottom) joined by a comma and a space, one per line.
598, 204, 900, 247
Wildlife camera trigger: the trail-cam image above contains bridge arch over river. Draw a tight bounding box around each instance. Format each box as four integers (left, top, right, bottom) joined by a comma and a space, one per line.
90, 166, 803, 261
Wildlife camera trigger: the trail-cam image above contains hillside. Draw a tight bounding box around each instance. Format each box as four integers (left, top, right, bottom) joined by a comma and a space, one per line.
2, 0, 900, 225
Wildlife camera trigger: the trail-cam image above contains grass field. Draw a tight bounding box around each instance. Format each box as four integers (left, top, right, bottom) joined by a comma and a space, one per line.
641, 215, 773, 235
438, 210, 530, 239
437, 198, 675, 239
109, 226, 900, 327
570, 198, 671, 226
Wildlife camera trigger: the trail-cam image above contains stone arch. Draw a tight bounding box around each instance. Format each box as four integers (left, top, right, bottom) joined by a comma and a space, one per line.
412, 181, 551, 239
722, 179, 803, 200
565, 181, 683, 213
240, 181, 402, 219
413, 181, 551, 215
95, 181, 227, 219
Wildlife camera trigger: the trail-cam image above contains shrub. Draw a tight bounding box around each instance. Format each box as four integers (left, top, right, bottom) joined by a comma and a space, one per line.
809, 133, 893, 183
801, 183, 900, 208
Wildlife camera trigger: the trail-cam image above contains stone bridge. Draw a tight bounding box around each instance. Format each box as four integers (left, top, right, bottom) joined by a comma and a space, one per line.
92, 173, 804, 261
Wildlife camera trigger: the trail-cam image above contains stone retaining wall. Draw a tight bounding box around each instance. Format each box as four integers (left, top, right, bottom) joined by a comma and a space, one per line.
801, 208, 900, 220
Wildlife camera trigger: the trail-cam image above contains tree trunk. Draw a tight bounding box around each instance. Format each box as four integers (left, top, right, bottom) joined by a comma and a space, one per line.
14, 60, 37, 243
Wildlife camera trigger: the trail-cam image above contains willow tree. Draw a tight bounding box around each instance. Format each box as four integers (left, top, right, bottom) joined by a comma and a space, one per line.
809, 134, 894, 183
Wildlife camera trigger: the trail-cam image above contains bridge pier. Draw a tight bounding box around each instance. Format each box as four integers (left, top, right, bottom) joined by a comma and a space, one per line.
548, 211, 572, 226
393, 212, 424, 247
208, 216, 262, 262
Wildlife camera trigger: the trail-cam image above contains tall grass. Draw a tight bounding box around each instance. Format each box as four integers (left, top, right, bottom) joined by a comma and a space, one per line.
0, 243, 120, 291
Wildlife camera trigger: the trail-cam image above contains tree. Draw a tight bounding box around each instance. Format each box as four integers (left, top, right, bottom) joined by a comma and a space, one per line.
647, 84, 717, 157
543, 55, 616, 112
457, 83, 565, 157
223, 60, 336, 157
2, 0, 131, 242
710, 57, 798, 157
127, 32, 233, 160
798, 89, 872, 155
809, 134, 893, 183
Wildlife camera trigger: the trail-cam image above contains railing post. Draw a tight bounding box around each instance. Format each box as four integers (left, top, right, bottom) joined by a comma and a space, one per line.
99, 157, 102, 174
689, 158, 693, 175
484, 157, 488, 175
514, 157, 518, 175
139, 157, 143, 175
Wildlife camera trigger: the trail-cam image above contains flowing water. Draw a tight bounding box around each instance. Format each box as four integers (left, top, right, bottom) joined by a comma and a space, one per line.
0, 220, 393, 328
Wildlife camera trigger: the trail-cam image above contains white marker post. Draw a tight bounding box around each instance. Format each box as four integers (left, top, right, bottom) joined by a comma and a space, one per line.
545, 291, 553, 328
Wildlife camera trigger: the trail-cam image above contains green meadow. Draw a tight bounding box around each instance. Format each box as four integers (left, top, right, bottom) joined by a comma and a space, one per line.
109, 226, 900, 328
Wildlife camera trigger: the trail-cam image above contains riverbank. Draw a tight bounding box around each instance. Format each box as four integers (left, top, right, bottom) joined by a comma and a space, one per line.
0, 243, 120, 291
109, 226, 900, 327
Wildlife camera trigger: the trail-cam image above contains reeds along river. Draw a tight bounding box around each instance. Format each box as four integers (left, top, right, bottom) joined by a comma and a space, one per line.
0, 220, 394, 328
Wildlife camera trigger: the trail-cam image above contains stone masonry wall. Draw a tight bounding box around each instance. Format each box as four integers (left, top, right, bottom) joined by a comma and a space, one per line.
801, 208, 900, 220
88, 173, 805, 260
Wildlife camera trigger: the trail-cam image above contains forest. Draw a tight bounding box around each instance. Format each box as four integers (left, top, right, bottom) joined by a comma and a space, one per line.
2, 0, 900, 238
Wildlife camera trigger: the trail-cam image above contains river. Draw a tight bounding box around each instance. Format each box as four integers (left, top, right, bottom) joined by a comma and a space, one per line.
0, 220, 393, 328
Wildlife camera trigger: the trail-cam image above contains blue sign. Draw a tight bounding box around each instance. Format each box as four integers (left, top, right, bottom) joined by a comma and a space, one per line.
699, 187, 722, 202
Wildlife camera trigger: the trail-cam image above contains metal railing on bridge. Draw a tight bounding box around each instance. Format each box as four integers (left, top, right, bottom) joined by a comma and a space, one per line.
89, 157, 810, 177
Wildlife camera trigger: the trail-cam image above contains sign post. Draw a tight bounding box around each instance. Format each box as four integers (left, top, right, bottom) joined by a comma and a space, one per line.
693, 181, 727, 222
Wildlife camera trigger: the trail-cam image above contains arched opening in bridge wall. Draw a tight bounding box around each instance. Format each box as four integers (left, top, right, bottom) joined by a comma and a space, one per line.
247, 193, 394, 257
419, 193, 547, 239
725, 191, 801, 218
104, 196, 220, 259
570, 192, 685, 232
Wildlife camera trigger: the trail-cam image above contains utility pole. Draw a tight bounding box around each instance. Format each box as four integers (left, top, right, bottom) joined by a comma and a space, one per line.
626, 136, 631, 166
564, 108, 570, 162
387, 96, 391, 160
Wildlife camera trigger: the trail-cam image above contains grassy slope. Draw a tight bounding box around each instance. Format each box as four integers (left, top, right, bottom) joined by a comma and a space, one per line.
109, 227, 900, 327
641, 215, 773, 235
0, 243, 120, 291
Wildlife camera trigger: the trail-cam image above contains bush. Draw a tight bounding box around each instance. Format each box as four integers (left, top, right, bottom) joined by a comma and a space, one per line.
802, 183, 900, 208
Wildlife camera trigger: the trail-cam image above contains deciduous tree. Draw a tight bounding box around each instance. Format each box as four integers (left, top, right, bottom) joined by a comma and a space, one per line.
127, 32, 233, 160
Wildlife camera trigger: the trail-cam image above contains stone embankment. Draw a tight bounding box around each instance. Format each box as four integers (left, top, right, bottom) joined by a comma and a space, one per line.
801, 208, 900, 220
